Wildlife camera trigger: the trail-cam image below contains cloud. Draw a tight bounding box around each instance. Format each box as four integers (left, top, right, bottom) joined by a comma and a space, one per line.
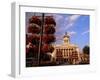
67, 15, 81, 22
45, 14, 63, 20
67, 31, 77, 36
56, 31, 76, 41
81, 30, 89, 35
56, 36, 63, 40
53, 14, 63, 21
64, 15, 81, 30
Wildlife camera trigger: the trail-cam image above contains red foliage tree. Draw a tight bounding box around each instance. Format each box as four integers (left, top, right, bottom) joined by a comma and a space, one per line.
44, 25, 55, 34
41, 44, 50, 53
26, 43, 38, 54
26, 15, 56, 66
42, 34, 56, 44
44, 16, 56, 26
29, 16, 41, 26
41, 44, 54, 56
28, 24, 40, 34
26, 34, 40, 44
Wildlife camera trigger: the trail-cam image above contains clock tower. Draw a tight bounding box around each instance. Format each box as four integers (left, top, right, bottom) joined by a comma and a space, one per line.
63, 32, 70, 44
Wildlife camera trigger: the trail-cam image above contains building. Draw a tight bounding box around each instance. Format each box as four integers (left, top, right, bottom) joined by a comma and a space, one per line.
51, 32, 81, 65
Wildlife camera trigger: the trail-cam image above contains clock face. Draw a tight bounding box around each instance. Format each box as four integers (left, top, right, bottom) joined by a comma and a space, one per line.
25, 12, 90, 67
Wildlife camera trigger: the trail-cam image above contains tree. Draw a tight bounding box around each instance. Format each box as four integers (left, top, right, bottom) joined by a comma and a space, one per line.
83, 45, 90, 54
26, 16, 41, 67
26, 14, 56, 66
40, 16, 56, 62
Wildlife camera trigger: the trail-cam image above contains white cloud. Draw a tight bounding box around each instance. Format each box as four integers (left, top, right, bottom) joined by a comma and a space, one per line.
56, 31, 76, 40
81, 30, 89, 35
56, 36, 63, 40
53, 14, 63, 21
68, 15, 80, 22
45, 14, 63, 20
64, 15, 81, 30
67, 31, 77, 36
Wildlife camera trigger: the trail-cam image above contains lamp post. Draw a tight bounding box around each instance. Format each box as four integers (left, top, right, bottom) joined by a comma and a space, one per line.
37, 13, 44, 65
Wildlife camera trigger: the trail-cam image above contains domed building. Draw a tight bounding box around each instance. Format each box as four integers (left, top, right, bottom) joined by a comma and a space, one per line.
51, 32, 81, 65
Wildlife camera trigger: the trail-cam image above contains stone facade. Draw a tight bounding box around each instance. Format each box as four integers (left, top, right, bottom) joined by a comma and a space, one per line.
51, 32, 81, 64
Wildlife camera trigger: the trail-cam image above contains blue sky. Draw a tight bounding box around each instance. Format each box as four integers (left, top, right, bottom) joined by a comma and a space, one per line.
26, 12, 90, 50
55, 14, 89, 50
52, 13, 90, 50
